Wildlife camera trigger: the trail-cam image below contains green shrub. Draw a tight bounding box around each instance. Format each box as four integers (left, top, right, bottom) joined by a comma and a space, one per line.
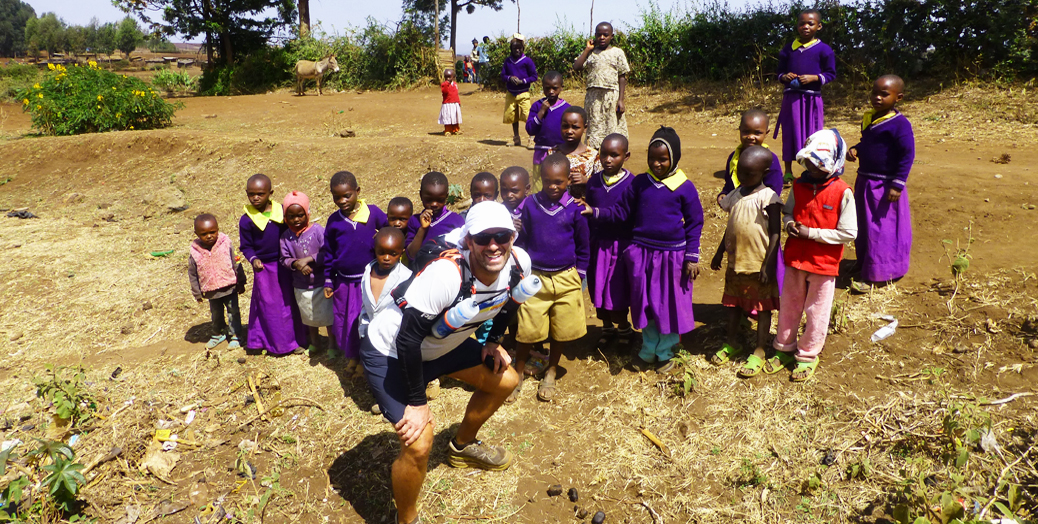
15, 61, 181, 135
0, 63, 42, 103
152, 67, 197, 94
198, 46, 296, 96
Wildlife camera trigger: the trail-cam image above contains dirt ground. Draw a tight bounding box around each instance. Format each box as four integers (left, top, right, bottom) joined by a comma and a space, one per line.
0, 81, 1037, 524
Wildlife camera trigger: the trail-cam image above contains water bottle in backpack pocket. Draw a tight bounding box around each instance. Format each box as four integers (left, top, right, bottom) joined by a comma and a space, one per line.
432, 297, 480, 339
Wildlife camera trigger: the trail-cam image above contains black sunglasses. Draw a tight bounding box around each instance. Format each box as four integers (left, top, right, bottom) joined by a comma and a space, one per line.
471, 231, 514, 246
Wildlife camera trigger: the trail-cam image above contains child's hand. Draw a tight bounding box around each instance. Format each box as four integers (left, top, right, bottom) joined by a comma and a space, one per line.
419, 209, 434, 229
300, 265, 313, 277
324, 287, 334, 299
681, 261, 700, 290
616, 99, 625, 116
710, 250, 724, 271
845, 148, 858, 162
795, 223, 813, 239
781, 73, 798, 83
512, 217, 523, 233
236, 285, 246, 295
538, 101, 551, 118
716, 192, 726, 207
759, 261, 771, 285
291, 259, 307, 272
509, 75, 521, 85
786, 221, 800, 237
579, 203, 593, 216
887, 187, 902, 202
585, 39, 595, 51
799, 74, 819, 84
252, 259, 264, 272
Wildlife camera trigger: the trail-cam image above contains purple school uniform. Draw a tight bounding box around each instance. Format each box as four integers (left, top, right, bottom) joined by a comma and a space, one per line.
500, 55, 538, 95
404, 209, 465, 248
585, 169, 634, 311
853, 111, 916, 283
520, 192, 589, 277
280, 224, 326, 290
240, 213, 307, 354
507, 201, 527, 249
592, 173, 704, 335
321, 204, 389, 358
526, 98, 571, 165
774, 41, 836, 163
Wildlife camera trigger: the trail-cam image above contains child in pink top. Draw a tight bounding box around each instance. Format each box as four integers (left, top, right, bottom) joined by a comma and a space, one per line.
439, 69, 462, 135
188, 213, 245, 350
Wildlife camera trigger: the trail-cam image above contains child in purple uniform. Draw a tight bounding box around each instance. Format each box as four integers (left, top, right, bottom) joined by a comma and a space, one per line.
774, 9, 837, 180
846, 75, 915, 288
500, 167, 531, 249
281, 191, 335, 356
584, 127, 704, 373
501, 35, 538, 147
405, 171, 466, 259
321, 171, 389, 375
511, 153, 590, 403
585, 133, 635, 350
526, 71, 570, 191
239, 174, 308, 355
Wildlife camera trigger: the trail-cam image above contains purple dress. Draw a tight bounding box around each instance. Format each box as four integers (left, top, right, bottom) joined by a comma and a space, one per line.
585, 169, 634, 312
592, 172, 703, 336
852, 111, 915, 282
774, 40, 836, 164
321, 205, 389, 358
240, 213, 307, 354
526, 98, 571, 165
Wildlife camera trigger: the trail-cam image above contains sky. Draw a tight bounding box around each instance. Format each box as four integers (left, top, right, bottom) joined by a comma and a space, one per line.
24, 0, 754, 44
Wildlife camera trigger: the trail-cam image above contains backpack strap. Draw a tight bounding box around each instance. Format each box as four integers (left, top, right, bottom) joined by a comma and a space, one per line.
391, 250, 470, 309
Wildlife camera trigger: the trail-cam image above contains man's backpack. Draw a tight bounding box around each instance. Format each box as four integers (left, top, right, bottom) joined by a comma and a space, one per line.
390, 235, 524, 315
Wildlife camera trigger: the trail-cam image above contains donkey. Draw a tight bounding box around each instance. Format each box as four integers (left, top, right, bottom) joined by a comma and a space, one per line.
295, 55, 340, 96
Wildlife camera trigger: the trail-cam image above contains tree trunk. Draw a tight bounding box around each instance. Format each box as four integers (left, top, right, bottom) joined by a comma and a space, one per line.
434, 0, 439, 49
222, 30, 233, 65
299, 0, 310, 37
203, 0, 214, 68
449, 0, 458, 53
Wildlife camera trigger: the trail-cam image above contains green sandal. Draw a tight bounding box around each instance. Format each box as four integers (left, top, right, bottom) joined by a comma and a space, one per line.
764, 351, 796, 374
710, 343, 744, 365
737, 354, 766, 378
791, 359, 819, 382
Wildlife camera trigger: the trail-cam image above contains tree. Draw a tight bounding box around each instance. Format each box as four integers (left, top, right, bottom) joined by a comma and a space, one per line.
116, 16, 142, 59
298, 0, 309, 37
403, 0, 511, 51
65, 25, 88, 55
24, 12, 65, 57
115, 0, 296, 65
0, 0, 36, 57
94, 23, 117, 59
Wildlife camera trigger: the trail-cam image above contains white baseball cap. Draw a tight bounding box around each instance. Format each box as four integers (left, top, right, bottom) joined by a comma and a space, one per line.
460, 201, 516, 239
512, 33, 525, 42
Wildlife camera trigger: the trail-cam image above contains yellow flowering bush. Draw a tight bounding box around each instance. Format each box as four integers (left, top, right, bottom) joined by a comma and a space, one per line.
16, 62, 181, 135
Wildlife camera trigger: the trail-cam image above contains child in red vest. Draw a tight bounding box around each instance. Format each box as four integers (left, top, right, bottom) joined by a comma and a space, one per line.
766, 129, 857, 382
439, 69, 462, 135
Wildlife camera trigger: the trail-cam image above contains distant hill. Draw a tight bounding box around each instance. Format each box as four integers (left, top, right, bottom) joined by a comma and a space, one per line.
174, 43, 203, 53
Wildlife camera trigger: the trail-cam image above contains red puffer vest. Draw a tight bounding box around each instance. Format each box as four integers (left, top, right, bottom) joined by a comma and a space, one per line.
783, 177, 850, 276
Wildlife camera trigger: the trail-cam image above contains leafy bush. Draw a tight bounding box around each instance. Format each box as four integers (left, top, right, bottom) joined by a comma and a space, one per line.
15, 61, 180, 135
0, 63, 41, 102
32, 365, 96, 426
152, 67, 197, 95
198, 46, 296, 96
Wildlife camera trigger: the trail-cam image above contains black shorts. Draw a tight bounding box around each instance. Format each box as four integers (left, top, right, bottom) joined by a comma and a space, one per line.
360, 337, 485, 424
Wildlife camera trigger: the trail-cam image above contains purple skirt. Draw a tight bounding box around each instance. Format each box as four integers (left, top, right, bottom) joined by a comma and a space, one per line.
246, 264, 307, 354
774, 92, 824, 163
588, 238, 631, 311
854, 176, 912, 282
624, 245, 695, 335
332, 280, 363, 359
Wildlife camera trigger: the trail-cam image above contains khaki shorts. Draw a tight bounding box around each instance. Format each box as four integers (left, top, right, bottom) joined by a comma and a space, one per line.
516, 267, 587, 343
503, 91, 531, 124
530, 163, 543, 193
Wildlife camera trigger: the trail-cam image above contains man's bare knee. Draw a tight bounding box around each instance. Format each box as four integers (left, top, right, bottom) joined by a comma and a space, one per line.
496, 367, 520, 394
400, 426, 434, 461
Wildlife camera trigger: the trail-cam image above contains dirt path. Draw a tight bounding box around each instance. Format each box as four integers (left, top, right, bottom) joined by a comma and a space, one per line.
1, 84, 1036, 523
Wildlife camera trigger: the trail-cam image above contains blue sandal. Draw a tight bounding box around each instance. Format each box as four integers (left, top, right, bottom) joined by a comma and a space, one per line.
206, 334, 227, 349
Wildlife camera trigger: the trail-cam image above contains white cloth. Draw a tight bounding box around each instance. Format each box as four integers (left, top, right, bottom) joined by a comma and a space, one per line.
366, 247, 531, 360
796, 128, 847, 177
438, 102, 462, 125
359, 261, 412, 338
294, 287, 333, 327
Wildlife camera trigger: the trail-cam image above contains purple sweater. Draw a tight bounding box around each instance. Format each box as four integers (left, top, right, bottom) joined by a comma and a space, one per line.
280, 224, 326, 290
525, 98, 571, 160
321, 205, 389, 285
500, 55, 538, 95
853, 111, 916, 188
776, 41, 836, 94
239, 214, 287, 264
585, 169, 634, 243
520, 192, 589, 276
592, 173, 704, 262
507, 200, 527, 249
404, 209, 464, 248
720, 150, 784, 197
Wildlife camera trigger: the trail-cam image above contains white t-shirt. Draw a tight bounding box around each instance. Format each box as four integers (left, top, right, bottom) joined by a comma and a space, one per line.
366, 247, 531, 361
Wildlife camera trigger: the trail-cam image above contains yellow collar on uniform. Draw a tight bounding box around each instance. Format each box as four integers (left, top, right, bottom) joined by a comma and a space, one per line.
603, 169, 627, 187
243, 201, 283, 231
791, 38, 819, 51
728, 143, 771, 188
651, 169, 687, 192
862, 109, 897, 131
347, 199, 371, 223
